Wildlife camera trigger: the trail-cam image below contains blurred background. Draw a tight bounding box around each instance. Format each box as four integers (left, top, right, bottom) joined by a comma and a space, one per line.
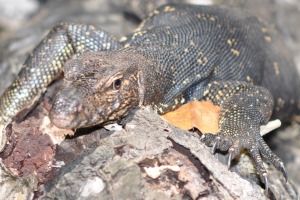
0, 0, 299, 193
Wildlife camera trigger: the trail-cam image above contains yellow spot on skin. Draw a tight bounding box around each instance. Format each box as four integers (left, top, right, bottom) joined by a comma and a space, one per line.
246, 76, 252, 82
131, 31, 147, 40
182, 79, 188, 85
189, 40, 195, 46
153, 9, 160, 14
184, 48, 189, 53
174, 99, 179, 105
231, 48, 240, 56
195, 13, 217, 21
203, 90, 209, 96
197, 52, 208, 66
197, 57, 208, 66
163, 6, 176, 12
135, 20, 146, 32
264, 36, 272, 42
273, 62, 280, 75
227, 39, 233, 46
210, 16, 217, 21
203, 57, 208, 66
159, 103, 169, 108
151, 34, 157, 38
119, 36, 127, 42
227, 38, 235, 46
261, 27, 267, 33
180, 98, 185, 104
158, 107, 163, 113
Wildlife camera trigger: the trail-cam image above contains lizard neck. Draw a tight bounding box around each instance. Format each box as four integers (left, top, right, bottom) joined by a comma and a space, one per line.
137, 69, 145, 107
134, 46, 174, 108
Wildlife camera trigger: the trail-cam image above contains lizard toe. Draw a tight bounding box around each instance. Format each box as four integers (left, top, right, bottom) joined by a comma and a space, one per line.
201, 128, 278, 191
227, 147, 241, 169
257, 135, 288, 181
201, 133, 217, 147
247, 142, 270, 189
201, 132, 234, 152
201, 133, 242, 165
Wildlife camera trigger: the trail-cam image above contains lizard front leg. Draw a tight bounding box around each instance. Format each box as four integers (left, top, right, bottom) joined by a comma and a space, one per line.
0, 22, 121, 121
0, 22, 121, 150
200, 81, 287, 190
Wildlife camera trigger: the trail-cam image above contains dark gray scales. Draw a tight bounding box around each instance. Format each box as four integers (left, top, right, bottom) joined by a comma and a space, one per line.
0, 4, 299, 190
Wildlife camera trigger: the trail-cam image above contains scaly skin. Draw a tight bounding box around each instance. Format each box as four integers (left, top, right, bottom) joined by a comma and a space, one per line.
1, 4, 300, 189
0, 22, 121, 122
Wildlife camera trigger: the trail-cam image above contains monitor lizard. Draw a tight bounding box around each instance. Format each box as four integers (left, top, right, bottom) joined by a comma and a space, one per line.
0, 3, 299, 190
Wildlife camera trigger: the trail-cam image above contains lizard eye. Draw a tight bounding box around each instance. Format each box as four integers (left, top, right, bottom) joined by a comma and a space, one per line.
112, 79, 122, 90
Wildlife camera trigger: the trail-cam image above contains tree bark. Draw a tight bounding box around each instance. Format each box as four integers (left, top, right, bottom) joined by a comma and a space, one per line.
38, 108, 296, 199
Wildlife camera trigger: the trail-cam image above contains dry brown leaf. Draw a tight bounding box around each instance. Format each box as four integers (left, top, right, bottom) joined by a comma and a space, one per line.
161, 101, 220, 134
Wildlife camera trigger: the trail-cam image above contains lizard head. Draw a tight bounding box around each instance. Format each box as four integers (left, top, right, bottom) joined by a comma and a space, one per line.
49, 51, 145, 129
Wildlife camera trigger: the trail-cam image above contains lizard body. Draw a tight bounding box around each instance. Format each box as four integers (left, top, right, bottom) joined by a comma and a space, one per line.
0, 4, 299, 188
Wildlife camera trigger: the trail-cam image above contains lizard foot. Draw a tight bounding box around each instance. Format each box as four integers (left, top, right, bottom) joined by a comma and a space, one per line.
201, 129, 287, 191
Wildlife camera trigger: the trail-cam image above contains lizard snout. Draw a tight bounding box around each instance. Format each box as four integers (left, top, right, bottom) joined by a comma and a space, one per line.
49, 85, 85, 129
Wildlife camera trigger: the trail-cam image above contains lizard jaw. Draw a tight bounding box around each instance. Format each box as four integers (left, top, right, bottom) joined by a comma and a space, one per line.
49, 102, 87, 129
50, 113, 81, 129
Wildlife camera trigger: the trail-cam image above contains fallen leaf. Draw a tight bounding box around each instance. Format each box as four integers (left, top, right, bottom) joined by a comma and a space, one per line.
161, 101, 220, 134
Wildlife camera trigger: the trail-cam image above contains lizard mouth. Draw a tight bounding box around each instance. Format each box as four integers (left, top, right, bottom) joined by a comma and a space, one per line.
50, 113, 81, 129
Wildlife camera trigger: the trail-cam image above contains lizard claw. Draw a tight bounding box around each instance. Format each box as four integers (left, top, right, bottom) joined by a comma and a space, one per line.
263, 173, 269, 192
212, 136, 220, 154
227, 147, 234, 169
279, 162, 288, 182
200, 83, 288, 190
256, 136, 288, 182
201, 129, 287, 190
